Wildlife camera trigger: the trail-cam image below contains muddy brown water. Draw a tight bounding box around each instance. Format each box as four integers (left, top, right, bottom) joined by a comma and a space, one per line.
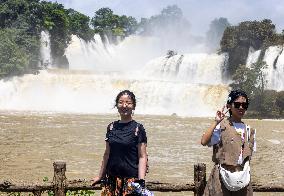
0, 112, 283, 195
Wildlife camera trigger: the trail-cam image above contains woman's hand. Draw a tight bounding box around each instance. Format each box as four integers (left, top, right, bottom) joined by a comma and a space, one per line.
91, 176, 102, 186
201, 106, 228, 146
215, 106, 228, 124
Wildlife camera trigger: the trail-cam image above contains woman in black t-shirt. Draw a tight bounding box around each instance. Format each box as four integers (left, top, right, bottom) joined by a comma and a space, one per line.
92, 90, 148, 195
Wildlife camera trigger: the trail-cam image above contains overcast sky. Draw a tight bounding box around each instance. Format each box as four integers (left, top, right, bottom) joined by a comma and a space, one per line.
49, 0, 284, 35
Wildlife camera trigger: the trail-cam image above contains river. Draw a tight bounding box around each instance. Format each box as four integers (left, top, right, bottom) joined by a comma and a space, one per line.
0, 112, 283, 195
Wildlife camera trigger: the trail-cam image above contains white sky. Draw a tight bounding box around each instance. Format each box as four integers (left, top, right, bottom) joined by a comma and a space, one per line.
48, 0, 284, 35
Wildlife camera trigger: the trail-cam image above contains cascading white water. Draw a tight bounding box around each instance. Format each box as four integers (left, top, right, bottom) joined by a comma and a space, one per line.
143, 53, 227, 85
39, 31, 52, 68
0, 33, 232, 116
0, 69, 229, 116
246, 46, 261, 66
65, 34, 167, 71
246, 45, 284, 91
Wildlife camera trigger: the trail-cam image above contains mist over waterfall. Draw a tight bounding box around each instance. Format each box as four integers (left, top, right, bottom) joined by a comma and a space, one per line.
0, 33, 231, 116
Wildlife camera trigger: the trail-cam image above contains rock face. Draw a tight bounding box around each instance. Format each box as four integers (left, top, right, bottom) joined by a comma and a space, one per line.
226, 45, 250, 77
54, 55, 69, 69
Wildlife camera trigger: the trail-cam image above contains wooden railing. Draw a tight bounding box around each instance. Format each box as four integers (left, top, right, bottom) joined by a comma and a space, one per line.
0, 162, 283, 196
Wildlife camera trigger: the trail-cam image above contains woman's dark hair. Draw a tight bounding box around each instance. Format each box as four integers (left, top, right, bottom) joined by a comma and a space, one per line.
227, 89, 249, 116
115, 90, 136, 109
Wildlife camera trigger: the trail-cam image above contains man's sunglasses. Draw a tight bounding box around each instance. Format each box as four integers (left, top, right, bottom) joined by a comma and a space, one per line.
233, 102, 249, 110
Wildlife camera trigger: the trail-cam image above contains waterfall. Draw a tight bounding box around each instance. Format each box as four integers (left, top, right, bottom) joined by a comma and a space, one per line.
65, 34, 168, 71
39, 31, 52, 68
143, 53, 227, 85
246, 46, 261, 66
0, 33, 232, 116
247, 45, 284, 91
0, 69, 229, 116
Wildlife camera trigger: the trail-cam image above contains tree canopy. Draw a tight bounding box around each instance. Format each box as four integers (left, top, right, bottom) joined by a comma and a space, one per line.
0, 0, 95, 77
220, 19, 284, 77
91, 7, 138, 42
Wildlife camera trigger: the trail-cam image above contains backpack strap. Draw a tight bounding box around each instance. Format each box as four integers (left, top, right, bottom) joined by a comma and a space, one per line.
135, 122, 149, 173
246, 124, 250, 141
246, 124, 256, 151
135, 122, 140, 136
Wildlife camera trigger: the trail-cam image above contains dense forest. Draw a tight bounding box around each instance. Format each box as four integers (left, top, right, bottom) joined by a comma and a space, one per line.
0, 0, 284, 118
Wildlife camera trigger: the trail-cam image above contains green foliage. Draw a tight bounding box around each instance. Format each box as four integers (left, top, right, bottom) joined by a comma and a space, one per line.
230, 61, 267, 97
67, 9, 94, 41
8, 193, 33, 196
0, 28, 29, 77
91, 7, 137, 41
221, 19, 276, 52
230, 61, 284, 118
258, 90, 279, 118
42, 176, 54, 196
276, 91, 284, 116
91, 7, 116, 33
221, 19, 284, 118
40, 1, 71, 65
0, 0, 97, 75
230, 61, 267, 113
117, 15, 137, 36
220, 19, 283, 77
66, 190, 95, 196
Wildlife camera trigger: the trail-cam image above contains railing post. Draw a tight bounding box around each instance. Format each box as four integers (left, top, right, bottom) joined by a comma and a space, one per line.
194, 163, 206, 196
53, 161, 66, 196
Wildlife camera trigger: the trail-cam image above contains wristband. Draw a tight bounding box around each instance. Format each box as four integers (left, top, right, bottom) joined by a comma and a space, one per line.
135, 179, 145, 189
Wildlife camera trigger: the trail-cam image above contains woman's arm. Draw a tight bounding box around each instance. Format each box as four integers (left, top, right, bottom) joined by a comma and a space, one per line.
201, 106, 227, 146
92, 142, 110, 184
138, 143, 147, 180
201, 120, 218, 146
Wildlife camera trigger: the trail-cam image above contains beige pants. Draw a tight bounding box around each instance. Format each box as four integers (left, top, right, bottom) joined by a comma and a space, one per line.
203, 165, 253, 196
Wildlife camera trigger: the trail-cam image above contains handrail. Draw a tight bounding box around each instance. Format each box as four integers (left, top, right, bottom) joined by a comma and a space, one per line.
0, 162, 283, 196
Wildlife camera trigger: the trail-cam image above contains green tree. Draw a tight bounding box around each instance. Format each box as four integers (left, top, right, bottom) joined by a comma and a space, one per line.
0, 0, 28, 28
41, 1, 71, 68
91, 7, 137, 41
67, 8, 94, 41
91, 8, 116, 33
230, 61, 267, 112
259, 90, 279, 118
220, 19, 278, 77
0, 29, 29, 77
117, 15, 137, 36
276, 91, 284, 116
0, 0, 96, 77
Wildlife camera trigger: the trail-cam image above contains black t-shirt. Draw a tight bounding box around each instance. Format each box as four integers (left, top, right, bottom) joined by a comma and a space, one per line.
105, 120, 147, 178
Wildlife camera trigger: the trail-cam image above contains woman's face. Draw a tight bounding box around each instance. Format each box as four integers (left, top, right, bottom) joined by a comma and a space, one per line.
117, 94, 134, 117
228, 96, 248, 119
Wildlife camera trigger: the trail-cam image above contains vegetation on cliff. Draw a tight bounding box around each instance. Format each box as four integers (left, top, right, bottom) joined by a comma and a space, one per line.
91, 7, 138, 43
0, 2, 188, 78
220, 19, 284, 118
0, 0, 96, 76
230, 61, 284, 118
220, 19, 284, 77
